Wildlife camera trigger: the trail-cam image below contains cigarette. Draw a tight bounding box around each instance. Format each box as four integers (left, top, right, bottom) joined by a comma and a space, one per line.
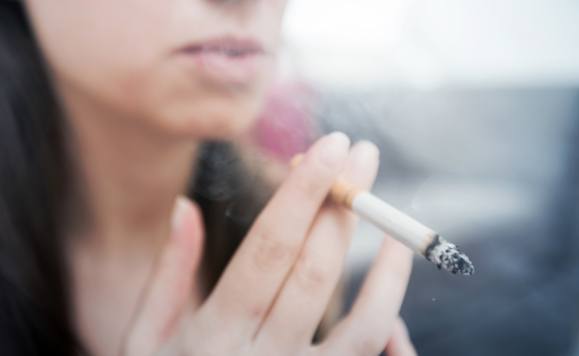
291, 154, 475, 276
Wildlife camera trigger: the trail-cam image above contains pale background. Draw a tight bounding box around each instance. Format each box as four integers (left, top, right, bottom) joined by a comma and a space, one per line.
276, 1, 579, 355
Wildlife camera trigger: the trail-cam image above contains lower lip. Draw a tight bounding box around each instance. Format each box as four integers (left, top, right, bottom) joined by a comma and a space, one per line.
180, 50, 269, 86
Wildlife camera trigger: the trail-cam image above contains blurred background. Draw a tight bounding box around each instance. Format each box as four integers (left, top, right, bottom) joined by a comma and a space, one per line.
260, 0, 579, 355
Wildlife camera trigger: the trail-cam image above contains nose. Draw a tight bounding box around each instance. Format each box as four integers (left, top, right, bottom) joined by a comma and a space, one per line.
210, 0, 244, 4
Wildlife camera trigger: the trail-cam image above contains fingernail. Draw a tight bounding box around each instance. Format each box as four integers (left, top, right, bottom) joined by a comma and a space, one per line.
351, 140, 379, 168
171, 197, 189, 233
318, 132, 350, 167
346, 141, 380, 188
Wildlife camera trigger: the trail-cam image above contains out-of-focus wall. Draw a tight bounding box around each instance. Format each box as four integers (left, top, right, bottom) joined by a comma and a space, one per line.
282, 0, 579, 89
278, 1, 579, 355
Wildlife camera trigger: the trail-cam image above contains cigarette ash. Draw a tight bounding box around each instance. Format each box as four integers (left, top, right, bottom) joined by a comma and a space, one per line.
424, 235, 475, 276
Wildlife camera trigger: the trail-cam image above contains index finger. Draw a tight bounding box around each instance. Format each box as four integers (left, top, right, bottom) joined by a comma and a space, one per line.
123, 197, 204, 356
200, 132, 350, 338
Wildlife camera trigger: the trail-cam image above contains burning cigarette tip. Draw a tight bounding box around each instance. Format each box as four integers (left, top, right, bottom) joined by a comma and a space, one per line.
425, 235, 475, 276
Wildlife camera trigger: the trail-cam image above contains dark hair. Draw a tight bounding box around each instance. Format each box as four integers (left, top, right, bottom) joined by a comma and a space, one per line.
0, 2, 267, 354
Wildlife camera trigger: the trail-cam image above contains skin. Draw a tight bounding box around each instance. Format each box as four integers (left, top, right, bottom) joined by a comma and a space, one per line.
23, 0, 416, 355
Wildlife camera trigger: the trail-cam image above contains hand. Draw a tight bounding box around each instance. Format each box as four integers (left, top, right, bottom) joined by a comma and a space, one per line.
121, 133, 414, 356
384, 318, 417, 356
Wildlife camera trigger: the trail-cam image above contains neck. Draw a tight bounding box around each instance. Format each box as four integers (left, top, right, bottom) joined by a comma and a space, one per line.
60, 86, 198, 255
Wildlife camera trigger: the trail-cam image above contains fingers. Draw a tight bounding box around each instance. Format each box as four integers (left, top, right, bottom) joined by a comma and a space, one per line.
254, 141, 380, 350
385, 318, 417, 356
123, 197, 204, 356
202, 132, 350, 337
319, 237, 413, 356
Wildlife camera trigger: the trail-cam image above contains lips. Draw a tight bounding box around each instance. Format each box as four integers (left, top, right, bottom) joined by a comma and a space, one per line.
182, 37, 265, 57
177, 36, 271, 85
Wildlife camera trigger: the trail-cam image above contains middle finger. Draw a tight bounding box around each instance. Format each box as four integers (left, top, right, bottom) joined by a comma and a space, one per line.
254, 141, 380, 350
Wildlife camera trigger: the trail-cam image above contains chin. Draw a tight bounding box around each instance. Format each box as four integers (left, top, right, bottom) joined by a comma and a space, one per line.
158, 95, 265, 140
196, 111, 257, 139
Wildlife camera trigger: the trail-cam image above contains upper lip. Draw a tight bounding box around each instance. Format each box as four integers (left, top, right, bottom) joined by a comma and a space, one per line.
178, 35, 266, 56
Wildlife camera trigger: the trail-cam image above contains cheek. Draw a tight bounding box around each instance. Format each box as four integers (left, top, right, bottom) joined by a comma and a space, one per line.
43, 38, 271, 140
26, 0, 166, 116
27, 0, 282, 139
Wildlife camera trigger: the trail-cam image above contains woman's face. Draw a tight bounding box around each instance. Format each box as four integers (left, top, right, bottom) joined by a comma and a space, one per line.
25, 0, 288, 138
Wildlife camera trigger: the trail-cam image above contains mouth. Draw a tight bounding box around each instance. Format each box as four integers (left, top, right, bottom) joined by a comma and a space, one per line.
181, 36, 266, 58
177, 36, 271, 85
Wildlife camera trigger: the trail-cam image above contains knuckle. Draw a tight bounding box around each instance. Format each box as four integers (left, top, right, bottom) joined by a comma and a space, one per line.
293, 160, 337, 197
123, 334, 155, 356
252, 227, 298, 272
294, 252, 332, 293
294, 172, 327, 198
351, 336, 384, 356
186, 319, 250, 355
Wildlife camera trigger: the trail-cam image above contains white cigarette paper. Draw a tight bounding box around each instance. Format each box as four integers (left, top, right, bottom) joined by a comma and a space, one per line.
290, 153, 475, 275
352, 191, 434, 255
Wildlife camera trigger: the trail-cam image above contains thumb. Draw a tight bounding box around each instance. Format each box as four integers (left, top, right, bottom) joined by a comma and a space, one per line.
123, 196, 205, 356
